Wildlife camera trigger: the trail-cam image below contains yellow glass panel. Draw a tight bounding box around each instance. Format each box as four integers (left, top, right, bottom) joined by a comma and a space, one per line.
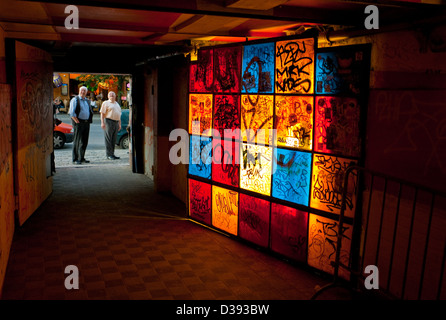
240, 143, 272, 196
240, 95, 274, 145
275, 95, 313, 150
275, 38, 315, 94
307, 214, 352, 280
310, 154, 357, 217
189, 93, 213, 136
212, 185, 238, 235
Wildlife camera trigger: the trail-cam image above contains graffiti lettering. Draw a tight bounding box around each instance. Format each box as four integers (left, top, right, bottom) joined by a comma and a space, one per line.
311, 155, 357, 216
275, 39, 314, 94
214, 47, 241, 92
308, 216, 352, 277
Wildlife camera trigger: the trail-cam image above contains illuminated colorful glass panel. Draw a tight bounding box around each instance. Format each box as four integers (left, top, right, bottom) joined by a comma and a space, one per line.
240, 143, 272, 196
212, 139, 239, 187
187, 40, 368, 278
188, 135, 212, 179
315, 49, 367, 96
242, 42, 275, 94
188, 94, 213, 136
239, 193, 270, 248
307, 214, 352, 279
275, 38, 315, 94
189, 179, 212, 225
270, 203, 308, 262
240, 94, 274, 145
213, 94, 240, 139
212, 185, 238, 235
315, 96, 361, 157
310, 154, 357, 217
275, 95, 313, 150
272, 149, 311, 206
189, 49, 213, 93
213, 46, 242, 93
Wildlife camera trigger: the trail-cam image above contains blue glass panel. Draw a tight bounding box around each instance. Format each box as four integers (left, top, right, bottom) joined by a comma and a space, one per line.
272, 149, 311, 206
188, 135, 212, 179
242, 42, 275, 93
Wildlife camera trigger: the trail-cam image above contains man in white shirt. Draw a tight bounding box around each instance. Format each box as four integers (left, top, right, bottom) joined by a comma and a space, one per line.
100, 91, 122, 160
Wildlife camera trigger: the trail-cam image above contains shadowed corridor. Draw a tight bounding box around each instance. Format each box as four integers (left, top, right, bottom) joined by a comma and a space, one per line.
1, 165, 364, 300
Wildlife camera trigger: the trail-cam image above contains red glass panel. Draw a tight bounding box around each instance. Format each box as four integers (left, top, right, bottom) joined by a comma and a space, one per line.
214, 46, 242, 93
239, 193, 270, 248
212, 139, 239, 187
270, 203, 308, 262
189, 179, 212, 225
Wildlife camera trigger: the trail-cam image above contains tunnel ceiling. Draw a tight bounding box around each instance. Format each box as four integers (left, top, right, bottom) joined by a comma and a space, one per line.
1, 0, 445, 70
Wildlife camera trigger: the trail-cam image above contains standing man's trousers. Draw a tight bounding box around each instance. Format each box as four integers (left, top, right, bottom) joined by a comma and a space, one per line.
104, 118, 119, 157
72, 121, 90, 162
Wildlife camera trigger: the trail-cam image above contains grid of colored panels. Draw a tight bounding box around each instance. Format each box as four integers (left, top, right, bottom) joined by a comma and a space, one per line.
187, 37, 369, 277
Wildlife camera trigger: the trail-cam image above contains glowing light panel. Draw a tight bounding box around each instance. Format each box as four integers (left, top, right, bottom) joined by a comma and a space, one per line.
240, 95, 274, 145
214, 46, 242, 93
275, 38, 314, 94
189, 135, 212, 179
239, 193, 270, 248
189, 94, 213, 136
189, 49, 213, 93
271, 203, 307, 262
310, 154, 357, 217
212, 139, 240, 187
213, 94, 240, 139
308, 214, 352, 279
272, 148, 311, 206
242, 42, 275, 94
240, 143, 272, 196
275, 95, 313, 150
315, 96, 361, 157
212, 185, 238, 235
189, 179, 211, 225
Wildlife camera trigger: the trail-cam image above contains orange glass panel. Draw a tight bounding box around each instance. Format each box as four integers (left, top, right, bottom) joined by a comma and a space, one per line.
307, 214, 352, 280
212, 185, 238, 235
275, 95, 313, 150
275, 38, 315, 94
240, 143, 272, 196
310, 154, 358, 217
240, 95, 274, 145
189, 93, 213, 136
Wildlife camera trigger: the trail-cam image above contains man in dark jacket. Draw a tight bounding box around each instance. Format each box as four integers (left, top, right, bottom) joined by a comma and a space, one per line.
69, 86, 93, 165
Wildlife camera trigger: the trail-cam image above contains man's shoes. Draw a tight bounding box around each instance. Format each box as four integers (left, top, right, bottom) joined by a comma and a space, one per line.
81, 159, 90, 163
107, 155, 120, 160
74, 160, 82, 165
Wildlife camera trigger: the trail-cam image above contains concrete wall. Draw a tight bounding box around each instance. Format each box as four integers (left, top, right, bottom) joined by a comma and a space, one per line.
0, 27, 15, 298
14, 41, 53, 225
0, 38, 54, 296
143, 56, 188, 204
319, 26, 446, 298
320, 25, 446, 193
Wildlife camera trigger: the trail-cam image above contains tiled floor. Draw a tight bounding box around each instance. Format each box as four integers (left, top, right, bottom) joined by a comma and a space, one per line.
1, 165, 359, 300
